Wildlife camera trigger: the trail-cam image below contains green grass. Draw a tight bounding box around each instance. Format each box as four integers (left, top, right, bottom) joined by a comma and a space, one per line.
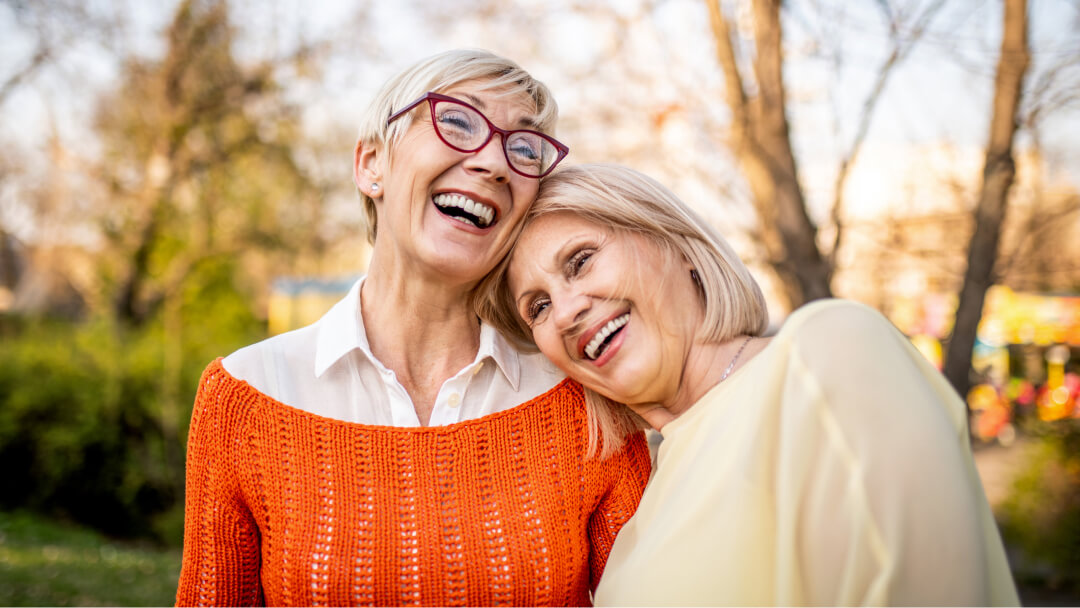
0, 510, 181, 606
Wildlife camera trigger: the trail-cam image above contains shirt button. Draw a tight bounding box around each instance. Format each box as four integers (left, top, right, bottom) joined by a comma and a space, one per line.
447, 393, 461, 408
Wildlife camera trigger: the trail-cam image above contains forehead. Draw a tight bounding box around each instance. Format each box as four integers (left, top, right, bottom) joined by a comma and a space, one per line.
523, 212, 601, 250
438, 80, 539, 127
510, 213, 604, 276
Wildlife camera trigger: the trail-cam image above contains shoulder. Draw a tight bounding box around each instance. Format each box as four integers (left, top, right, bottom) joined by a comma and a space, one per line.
189, 358, 265, 445
771, 299, 963, 424
776, 299, 901, 358
782, 298, 890, 335
222, 322, 321, 387
771, 299, 934, 402
222, 276, 362, 386
513, 376, 586, 419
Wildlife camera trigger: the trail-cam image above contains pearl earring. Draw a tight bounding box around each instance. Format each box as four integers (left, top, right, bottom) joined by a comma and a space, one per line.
370, 183, 379, 192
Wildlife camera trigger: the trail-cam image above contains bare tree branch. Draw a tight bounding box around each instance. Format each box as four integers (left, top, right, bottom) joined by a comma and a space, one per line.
828, 0, 947, 266
0, 46, 51, 104
707, 0, 833, 308
998, 195, 1080, 279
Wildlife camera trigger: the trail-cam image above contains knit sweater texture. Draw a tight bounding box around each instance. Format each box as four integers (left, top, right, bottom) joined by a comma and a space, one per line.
175, 359, 651, 607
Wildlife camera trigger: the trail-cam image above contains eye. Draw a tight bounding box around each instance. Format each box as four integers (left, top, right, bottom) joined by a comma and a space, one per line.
566, 249, 594, 278
524, 296, 551, 325
436, 108, 480, 135
506, 133, 542, 162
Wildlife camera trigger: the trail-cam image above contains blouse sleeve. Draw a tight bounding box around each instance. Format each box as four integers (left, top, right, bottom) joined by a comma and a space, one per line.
175, 361, 265, 607
778, 301, 1018, 606
586, 430, 652, 591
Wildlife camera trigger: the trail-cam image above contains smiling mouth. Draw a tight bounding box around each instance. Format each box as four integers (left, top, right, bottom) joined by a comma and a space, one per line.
583, 313, 629, 360
433, 193, 496, 228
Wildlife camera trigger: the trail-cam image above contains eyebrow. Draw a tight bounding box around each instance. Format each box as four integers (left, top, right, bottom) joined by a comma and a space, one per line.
461, 92, 541, 130
514, 288, 537, 312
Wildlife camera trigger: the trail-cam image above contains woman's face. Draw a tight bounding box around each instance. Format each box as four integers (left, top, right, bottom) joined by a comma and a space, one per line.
368, 81, 544, 285
508, 212, 705, 407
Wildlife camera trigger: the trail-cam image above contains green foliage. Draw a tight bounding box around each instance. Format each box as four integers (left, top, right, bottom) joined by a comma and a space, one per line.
0, 510, 181, 606
94, 0, 328, 328
0, 0, 334, 548
999, 420, 1080, 592
0, 257, 263, 545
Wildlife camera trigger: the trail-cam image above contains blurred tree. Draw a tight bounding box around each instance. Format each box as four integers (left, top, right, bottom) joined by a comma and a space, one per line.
0, 0, 344, 541
943, 0, 1030, 398
0, 0, 119, 314
93, 0, 325, 326
87, 0, 332, 490
0, 0, 115, 105
704, 0, 945, 309
706, 0, 832, 307
993, 3, 1080, 294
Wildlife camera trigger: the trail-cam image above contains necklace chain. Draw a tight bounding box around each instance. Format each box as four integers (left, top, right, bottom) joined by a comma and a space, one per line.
720, 336, 753, 382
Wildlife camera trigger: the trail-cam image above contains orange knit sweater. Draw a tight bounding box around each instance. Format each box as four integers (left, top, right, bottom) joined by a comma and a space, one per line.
175, 359, 650, 607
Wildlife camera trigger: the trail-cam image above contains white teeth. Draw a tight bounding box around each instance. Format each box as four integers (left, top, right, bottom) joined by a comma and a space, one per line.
584, 313, 629, 360
433, 193, 496, 227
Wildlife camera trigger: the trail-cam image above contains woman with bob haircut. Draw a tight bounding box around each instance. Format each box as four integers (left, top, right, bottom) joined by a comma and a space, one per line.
477, 163, 1019, 606
176, 53, 650, 607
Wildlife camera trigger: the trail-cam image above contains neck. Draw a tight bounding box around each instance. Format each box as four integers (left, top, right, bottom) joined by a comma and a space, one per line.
362, 259, 481, 360
360, 250, 483, 424
629, 336, 756, 432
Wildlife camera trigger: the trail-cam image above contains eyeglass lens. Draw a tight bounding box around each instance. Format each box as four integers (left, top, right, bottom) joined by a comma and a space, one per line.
432, 99, 560, 177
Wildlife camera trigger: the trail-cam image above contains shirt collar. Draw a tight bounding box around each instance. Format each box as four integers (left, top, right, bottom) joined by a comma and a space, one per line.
314, 276, 522, 389
478, 321, 522, 390
314, 277, 370, 377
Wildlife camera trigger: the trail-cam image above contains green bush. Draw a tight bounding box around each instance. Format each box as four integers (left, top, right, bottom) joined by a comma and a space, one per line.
0, 261, 263, 545
998, 419, 1080, 591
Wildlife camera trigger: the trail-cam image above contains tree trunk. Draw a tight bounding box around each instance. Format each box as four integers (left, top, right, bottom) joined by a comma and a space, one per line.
707, 0, 833, 309
943, 0, 1030, 398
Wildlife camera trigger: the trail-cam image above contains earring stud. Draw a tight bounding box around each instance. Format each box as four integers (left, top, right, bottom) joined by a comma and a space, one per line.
370, 183, 379, 192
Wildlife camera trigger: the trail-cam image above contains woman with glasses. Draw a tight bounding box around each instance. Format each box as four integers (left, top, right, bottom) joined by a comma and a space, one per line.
476, 164, 1019, 606
175, 51, 650, 607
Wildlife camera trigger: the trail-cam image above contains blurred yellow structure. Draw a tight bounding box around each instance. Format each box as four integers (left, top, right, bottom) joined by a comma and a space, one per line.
267, 276, 359, 336
891, 285, 1080, 442
981, 286, 1080, 346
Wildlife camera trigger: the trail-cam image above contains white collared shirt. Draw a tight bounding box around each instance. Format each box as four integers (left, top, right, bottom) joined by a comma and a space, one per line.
221, 278, 565, 426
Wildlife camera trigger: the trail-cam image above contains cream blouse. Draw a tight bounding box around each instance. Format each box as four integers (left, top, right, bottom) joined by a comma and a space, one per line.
594, 299, 1018, 606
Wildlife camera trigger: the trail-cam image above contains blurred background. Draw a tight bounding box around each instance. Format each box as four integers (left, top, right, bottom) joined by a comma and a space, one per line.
0, 0, 1078, 604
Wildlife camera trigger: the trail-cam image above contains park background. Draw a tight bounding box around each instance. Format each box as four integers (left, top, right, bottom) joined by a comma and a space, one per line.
1, 0, 1078, 604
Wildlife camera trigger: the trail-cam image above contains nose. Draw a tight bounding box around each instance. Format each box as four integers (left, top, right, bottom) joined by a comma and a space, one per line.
462, 133, 511, 183
551, 290, 590, 333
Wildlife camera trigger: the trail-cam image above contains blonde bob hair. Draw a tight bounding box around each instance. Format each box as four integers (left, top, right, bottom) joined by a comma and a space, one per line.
355, 48, 559, 243
474, 164, 769, 457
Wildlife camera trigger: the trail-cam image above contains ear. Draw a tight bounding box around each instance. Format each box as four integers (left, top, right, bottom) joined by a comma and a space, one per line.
680, 253, 702, 288
353, 139, 384, 198
678, 251, 696, 273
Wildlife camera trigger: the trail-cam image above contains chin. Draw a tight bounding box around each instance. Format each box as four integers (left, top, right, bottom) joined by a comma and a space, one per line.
597, 368, 659, 405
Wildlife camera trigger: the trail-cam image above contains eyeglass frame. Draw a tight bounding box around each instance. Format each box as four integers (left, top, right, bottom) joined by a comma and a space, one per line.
386, 92, 570, 178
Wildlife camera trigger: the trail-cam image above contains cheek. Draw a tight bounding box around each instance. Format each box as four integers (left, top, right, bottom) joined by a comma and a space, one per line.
533, 327, 565, 362
510, 180, 540, 209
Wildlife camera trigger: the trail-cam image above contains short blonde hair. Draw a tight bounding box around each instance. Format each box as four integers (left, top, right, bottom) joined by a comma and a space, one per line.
355, 49, 559, 243
475, 164, 769, 456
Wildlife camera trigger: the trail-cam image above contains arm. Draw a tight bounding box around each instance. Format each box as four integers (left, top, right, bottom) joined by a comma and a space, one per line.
175, 361, 264, 607
586, 430, 651, 591
780, 301, 1017, 606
